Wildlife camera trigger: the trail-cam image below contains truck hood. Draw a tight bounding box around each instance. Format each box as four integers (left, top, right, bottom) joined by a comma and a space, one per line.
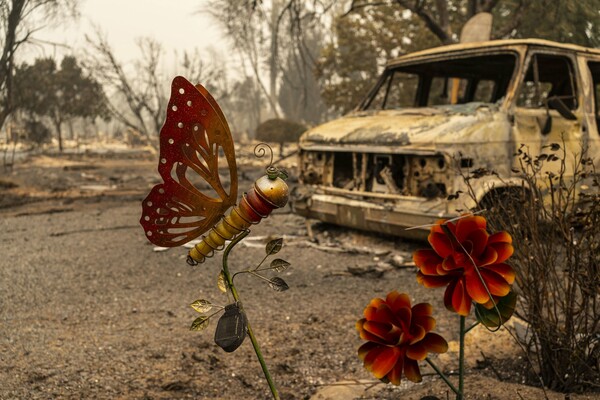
300, 103, 510, 150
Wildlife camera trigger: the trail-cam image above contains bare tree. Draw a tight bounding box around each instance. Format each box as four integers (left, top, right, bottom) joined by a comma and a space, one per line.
84, 32, 160, 143
0, 0, 76, 133
85, 30, 228, 145
207, 0, 281, 118
206, 0, 335, 124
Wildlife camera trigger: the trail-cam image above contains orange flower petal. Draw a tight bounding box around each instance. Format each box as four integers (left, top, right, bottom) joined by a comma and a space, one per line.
358, 325, 390, 344
356, 318, 366, 332
387, 353, 404, 385
412, 303, 433, 318
358, 341, 379, 361
403, 358, 423, 383
455, 215, 487, 242
465, 270, 492, 304
484, 263, 515, 284
417, 273, 454, 288
421, 332, 449, 354
408, 325, 426, 344
369, 304, 396, 325
396, 306, 412, 331
445, 279, 471, 316
430, 219, 451, 235
479, 269, 511, 297
441, 257, 462, 272
412, 314, 435, 333
490, 242, 514, 264
386, 291, 411, 314
429, 231, 454, 258
406, 342, 427, 360
365, 346, 401, 379
413, 249, 442, 275
364, 298, 384, 318
363, 321, 397, 342
488, 231, 512, 245
465, 228, 489, 257
479, 246, 499, 266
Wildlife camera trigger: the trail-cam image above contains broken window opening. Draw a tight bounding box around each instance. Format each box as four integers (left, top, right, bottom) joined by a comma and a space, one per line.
517, 54, 578, 110
364, 53, 517, 111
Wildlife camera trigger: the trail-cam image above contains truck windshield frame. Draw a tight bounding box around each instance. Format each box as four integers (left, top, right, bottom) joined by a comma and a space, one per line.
363, 53, 518, 110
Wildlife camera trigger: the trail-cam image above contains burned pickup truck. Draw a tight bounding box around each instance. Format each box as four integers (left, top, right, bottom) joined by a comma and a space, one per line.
293, 39, 600, 238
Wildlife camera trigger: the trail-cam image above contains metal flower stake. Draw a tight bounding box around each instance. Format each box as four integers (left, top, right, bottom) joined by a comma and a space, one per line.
357, 213, 517, 399
140, 76, 290, 399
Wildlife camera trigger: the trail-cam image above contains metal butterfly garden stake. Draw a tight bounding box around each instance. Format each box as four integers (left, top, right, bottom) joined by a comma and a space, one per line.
140, 76, 290, 399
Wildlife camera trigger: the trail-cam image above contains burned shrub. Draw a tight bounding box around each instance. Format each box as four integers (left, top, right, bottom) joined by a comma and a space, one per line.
462, 143, 600, 392
255, 118, 306, 144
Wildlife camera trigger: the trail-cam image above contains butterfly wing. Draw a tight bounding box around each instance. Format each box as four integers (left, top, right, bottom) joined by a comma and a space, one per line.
140, 76, 238, 247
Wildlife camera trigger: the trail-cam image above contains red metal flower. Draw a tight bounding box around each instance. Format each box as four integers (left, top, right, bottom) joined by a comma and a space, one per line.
413, 215, 515, 316
356, 291, 448, 385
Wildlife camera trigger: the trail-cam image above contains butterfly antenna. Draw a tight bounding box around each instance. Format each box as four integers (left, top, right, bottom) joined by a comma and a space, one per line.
254, 142, 274, 168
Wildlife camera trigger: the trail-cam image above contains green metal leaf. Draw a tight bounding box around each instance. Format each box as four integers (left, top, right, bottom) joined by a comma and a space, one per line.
278, 168, 289, 181
475, 291, 517, 328
217, 271, 227, 293
268, 277, 289, 292
269, 258, 290, 272
190, 299, 212, 313
190, 316, 210, 332
266, 238, 283, 255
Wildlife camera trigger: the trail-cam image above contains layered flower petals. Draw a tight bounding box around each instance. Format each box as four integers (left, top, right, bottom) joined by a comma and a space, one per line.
413, 215, 515, 317
356, 291, 448, 385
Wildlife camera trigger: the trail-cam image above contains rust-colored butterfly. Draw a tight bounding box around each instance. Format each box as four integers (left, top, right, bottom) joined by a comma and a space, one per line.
140, 76, 238, 247
140, 76, 289, 265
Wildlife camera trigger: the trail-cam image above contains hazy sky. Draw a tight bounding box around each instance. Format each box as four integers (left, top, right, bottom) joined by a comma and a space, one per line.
23, 0, 229, 68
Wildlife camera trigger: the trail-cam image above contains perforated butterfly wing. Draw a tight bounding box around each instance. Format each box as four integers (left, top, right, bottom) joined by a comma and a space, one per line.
141, 76, 238, 247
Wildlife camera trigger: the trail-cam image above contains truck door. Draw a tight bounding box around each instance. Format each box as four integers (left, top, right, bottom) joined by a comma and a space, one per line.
512, 52, 583, 178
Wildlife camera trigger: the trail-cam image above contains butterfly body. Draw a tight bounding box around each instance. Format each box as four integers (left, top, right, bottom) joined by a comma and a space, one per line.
141, 76, 288, 263
188, 173, 288, 264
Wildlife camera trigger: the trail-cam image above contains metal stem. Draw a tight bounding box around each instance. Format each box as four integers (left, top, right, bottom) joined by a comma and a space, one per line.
222, 230, 280, 400
425, 358, 460, 396
458, 315, 466, 400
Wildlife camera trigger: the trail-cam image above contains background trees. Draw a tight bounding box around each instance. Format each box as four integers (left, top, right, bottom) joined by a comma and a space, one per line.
12, 56, 108, 150
84, 32, 229, 146
0, 0, 76, 135
207, 0, 331, 129
1, 0, 599, 149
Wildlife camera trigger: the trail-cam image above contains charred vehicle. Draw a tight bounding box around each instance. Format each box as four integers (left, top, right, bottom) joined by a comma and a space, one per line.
293, 39, 600, 238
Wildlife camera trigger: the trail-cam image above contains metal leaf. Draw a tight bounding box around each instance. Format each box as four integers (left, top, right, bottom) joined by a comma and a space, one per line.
268, 277, 289, 292
190, 299, 212, 313
278, 168, 289, 181
270, 258, 290, 272
217, 271, 228, 293
190, 316, 210, 332
266, 238, 283, 255
475, 291, 517, 329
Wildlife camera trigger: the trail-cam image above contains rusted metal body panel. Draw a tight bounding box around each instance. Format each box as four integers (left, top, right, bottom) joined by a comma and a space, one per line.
294, 39, 600, 237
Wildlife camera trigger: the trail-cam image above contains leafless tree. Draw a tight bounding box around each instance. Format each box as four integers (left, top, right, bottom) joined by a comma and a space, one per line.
84, 31, 165, 144
206, 0, 335, 123
84, 30, 228, 146
0, 0, 76, 134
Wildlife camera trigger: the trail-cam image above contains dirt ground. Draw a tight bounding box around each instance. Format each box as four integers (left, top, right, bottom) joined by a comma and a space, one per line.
0, 147, 598, 400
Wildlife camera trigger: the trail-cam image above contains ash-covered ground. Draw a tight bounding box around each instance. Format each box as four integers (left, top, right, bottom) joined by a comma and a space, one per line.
0, 148, 596, 399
